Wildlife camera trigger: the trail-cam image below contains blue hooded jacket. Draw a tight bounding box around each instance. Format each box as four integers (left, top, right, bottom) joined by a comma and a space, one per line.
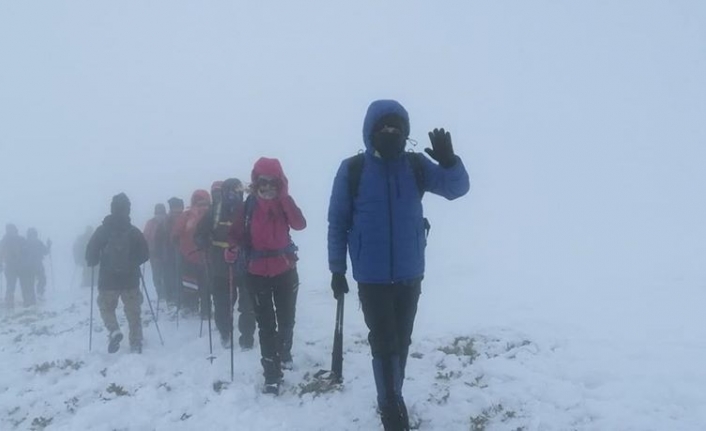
327, 100, 470, 284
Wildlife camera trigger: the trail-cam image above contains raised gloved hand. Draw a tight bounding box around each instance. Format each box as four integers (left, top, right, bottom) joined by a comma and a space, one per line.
425, 128, 456, 168
224, 247, 238, 264
331, 273, 349, 300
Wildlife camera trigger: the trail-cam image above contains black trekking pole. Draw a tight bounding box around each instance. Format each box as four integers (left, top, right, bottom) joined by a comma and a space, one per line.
89, 267, 95, 352
228, 265, 235, 381
140, 270, 164, 346
331, 294, 345, 383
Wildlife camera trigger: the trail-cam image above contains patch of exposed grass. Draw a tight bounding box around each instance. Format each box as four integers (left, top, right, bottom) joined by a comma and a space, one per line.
297, 371, 343, 398
30, 416, 53, 430
439, 336, 479, 363
212, 380, 229, 394
469, 404, 523, 431
105, 383, 129, 397
28, 359, 84, 374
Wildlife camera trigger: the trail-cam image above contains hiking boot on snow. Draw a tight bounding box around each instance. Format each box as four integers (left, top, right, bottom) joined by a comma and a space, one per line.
130, 341, 142, 354
108, 330, 123, 354
239, 335, 254, 351
380, 399, 410, 431
262, 382, 280, 396
220, 332, 232, 349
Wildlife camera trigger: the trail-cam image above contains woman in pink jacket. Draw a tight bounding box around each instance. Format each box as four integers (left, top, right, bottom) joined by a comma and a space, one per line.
229, 157, 306, 395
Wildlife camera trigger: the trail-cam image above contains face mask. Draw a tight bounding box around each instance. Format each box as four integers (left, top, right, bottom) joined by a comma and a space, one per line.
372, 130, 407, 160
255, 176, 279, 200
223, 189, 243, 206
257, 187, 277, 200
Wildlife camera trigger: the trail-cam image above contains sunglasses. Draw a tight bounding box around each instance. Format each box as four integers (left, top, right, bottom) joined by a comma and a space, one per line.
257, 177, 280, 187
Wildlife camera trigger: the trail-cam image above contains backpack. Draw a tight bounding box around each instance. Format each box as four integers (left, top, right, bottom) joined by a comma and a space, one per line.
101, 228, 133, 274
347, 152, 431, 237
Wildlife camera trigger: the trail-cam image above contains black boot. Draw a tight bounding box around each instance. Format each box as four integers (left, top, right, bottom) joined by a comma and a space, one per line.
261, 357, 282, 395
373, 356, 409, 430
380, 399, 410, 431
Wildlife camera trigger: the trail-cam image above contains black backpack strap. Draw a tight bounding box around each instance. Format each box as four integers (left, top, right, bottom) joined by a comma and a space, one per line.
243, 195, 257, 245
347, 153, 365, 200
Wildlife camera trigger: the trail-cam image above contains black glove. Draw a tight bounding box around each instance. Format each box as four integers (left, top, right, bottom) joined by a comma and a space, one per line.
425, 128, 456, 168
331, 273, 349, 300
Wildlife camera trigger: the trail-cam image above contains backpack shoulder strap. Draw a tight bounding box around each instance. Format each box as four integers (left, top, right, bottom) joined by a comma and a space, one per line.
243, 195, 257, 238
407, 152, 426, 198
346, 153, 365, 200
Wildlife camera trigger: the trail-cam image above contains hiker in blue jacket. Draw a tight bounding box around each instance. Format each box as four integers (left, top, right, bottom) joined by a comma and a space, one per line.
327, 99, 470, 431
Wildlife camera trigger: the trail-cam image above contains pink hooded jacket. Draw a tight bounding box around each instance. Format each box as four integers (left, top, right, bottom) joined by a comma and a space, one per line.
229, 158, 306, 277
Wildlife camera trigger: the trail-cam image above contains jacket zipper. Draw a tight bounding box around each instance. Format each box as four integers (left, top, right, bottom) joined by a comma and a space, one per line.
385, 163, 394, 282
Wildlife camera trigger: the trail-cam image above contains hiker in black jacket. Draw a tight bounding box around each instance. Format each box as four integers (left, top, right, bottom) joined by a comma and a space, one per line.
194, 178, 256, 350
25, 228, 50, 300
0, 224, 33, 307
86, 193, 149, 354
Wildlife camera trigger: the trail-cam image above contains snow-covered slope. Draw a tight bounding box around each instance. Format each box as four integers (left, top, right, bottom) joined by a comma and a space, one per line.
1, 274, 704, 430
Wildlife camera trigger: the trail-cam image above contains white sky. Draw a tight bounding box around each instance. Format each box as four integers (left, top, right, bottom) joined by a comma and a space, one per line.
1, 0, 705, 296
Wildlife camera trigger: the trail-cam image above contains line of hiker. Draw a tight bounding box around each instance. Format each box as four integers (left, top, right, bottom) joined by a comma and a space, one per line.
0, 224, 52, 308
80, 99, 467, 431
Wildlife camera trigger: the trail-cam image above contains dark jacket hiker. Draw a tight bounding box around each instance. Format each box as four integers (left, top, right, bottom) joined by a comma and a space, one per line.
85, 193, 149, 354
25, 228, 50, 298
327, 99, 470, 430
194, 179, 256, 349
86, 200, 149, 291
0, 223, 34, 307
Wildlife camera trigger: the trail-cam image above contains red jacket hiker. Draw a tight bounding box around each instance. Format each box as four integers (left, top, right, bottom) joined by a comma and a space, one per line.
172, 189, 211, 265
143, 204, 166, 258
229, 157, 306, 277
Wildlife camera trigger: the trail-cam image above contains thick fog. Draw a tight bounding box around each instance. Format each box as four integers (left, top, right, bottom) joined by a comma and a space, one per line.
1, 1, 705, 334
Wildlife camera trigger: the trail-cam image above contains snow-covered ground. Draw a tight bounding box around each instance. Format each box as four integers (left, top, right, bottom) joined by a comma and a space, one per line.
1, 268, 704, 431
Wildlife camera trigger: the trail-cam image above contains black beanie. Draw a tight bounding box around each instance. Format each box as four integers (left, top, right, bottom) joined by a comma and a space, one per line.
154, 203, 166, 216
111, 193, 131, 216
222, 178, 243, 193
168, 197, 184, 210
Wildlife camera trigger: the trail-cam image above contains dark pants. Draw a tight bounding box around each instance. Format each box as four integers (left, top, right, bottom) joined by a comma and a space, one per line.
247, 269, 299, 384
150, 260, 164, 298
212, 271, 256, 346
5, 269, 35, 307
359, 280, 421, 407
179, 258, 208, 317
162, 254, 178, 304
